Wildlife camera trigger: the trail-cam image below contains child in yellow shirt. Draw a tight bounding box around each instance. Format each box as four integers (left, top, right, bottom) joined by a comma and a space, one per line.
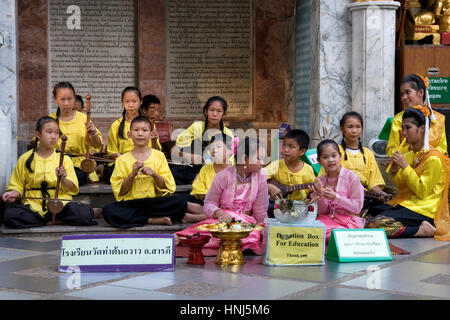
102, 116, 187, 229
170, 96, 234, 185
1, 116, 98, 228
264, 129, 315, 218
50, 82, 103, 186
182, 133, 235, 223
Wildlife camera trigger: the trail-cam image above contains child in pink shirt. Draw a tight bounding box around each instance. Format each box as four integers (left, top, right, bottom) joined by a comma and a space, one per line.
175, 136, 269, 254
311, 139, 366, 242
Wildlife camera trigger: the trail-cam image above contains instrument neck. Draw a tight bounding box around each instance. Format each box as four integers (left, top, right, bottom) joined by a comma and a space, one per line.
285, 182, 314, 193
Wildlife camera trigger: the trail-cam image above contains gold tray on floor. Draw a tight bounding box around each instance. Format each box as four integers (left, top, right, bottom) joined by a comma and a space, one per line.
209, 230, 251, 266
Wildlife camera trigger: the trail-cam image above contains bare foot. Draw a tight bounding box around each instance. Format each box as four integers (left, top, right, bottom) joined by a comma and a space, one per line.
147, 216, 172, 226
414, 221, 436, 237
174, 233, 180, 246
93, 208, 103, 218
182, 213, 206, 224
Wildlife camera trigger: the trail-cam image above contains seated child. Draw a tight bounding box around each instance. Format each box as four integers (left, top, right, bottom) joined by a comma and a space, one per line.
102, 87, 161, 183
318, 111, 388, 211
1, 116, 99, 228
102, 116, 187, 229
367, 108, 450, 240
264, 129, 315, 217
170, 96, 234, 185
50, 82, 103, 186
311, 139, 366, 242
175, 136, 269, 254
140, 94, 174, 159
182, 133, 236, 223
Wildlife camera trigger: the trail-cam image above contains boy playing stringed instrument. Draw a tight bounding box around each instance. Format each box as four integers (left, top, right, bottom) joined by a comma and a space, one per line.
264, 129, 315, 217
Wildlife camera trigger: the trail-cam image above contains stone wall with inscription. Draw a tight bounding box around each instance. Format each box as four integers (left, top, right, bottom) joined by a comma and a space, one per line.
166, 0, 253, 119
48, 0, 136, 117
17, 0, 296, 152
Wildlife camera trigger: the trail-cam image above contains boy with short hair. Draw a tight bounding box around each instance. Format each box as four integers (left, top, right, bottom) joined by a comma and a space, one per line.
264, 129, 316, 217
102, 116, 187, 228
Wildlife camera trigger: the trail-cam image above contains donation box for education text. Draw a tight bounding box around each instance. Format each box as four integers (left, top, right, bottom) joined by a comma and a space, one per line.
262, 219, 326, 266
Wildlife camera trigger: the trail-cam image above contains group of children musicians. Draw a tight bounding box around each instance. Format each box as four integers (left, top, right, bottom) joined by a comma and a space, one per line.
1, 73, 450, 256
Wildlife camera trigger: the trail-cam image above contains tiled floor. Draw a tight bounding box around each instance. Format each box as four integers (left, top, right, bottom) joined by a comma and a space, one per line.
0, 234, 448, 302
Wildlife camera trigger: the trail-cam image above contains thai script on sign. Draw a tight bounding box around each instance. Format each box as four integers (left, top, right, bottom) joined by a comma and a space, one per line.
61, 245, 172, 257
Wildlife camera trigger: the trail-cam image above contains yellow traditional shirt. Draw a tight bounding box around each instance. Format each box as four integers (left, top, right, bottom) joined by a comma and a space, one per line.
106, 118, 161, 156
50, 111, 103, 181
386, 110, 447, 156
391, 150, 446, 219
176, 121, 234, 148
190, 164, 216, 199
110, 149, 176, 201
264, 159, 315, 200
6, 150, 78, 216
318, 145, 385, 191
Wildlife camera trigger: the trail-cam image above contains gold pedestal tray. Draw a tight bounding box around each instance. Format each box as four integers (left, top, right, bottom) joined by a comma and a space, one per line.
210, 231, 251, 266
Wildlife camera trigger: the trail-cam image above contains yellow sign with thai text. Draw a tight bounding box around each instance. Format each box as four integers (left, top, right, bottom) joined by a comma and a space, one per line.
264, 225, 325, 266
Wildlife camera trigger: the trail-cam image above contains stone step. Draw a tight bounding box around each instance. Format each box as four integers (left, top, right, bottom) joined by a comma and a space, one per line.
0, 218, 192, 238
74, 183, 193, 208
0, 183, 194, 238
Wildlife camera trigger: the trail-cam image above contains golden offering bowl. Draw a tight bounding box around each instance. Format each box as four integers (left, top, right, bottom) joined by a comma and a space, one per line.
209, 231, 251, 266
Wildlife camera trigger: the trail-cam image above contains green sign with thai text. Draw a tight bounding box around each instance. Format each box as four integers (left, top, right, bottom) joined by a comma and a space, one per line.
428, 77, 450, 104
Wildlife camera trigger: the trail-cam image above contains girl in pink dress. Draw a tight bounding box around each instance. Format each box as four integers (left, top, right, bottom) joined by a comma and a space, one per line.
311, 139, 366, 242
175, 137, 269, 254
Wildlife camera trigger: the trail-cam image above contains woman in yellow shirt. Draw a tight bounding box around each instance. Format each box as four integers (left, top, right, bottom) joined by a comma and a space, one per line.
50, 82, 103, 186
102, 116, 187, 229
170, 96, 234, 185
103, 87, 161, 183
386, 74, 447, 157
1, 116, 98, 228
367, 108, 450, 240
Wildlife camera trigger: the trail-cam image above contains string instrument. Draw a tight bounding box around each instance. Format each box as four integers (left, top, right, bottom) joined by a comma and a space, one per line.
58, 150, 114, 163
267, 179, 314, 200
364, 190, 395, 202
47, 135, 67, 223
80, 94, 97, 174
268, 179, 395, 203
149, 119, 161, 151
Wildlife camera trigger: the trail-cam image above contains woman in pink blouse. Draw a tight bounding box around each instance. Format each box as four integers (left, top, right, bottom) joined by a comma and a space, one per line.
175, 136, 269, 254
311, 139, 366, 242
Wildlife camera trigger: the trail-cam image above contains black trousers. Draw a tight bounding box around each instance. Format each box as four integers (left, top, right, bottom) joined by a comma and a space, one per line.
169, 163, 202, 185
2, 201, 98, 229
75, 167, 88, 186
102, 195, 187, 229
181, 194, 204, 206
101, 163, 115, 184
367, 204, 434, 238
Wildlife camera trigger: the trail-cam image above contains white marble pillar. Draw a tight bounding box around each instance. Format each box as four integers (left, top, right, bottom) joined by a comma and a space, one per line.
310, 0, 353, 147
0, 0, 18, 192
349, 1, 400, 145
